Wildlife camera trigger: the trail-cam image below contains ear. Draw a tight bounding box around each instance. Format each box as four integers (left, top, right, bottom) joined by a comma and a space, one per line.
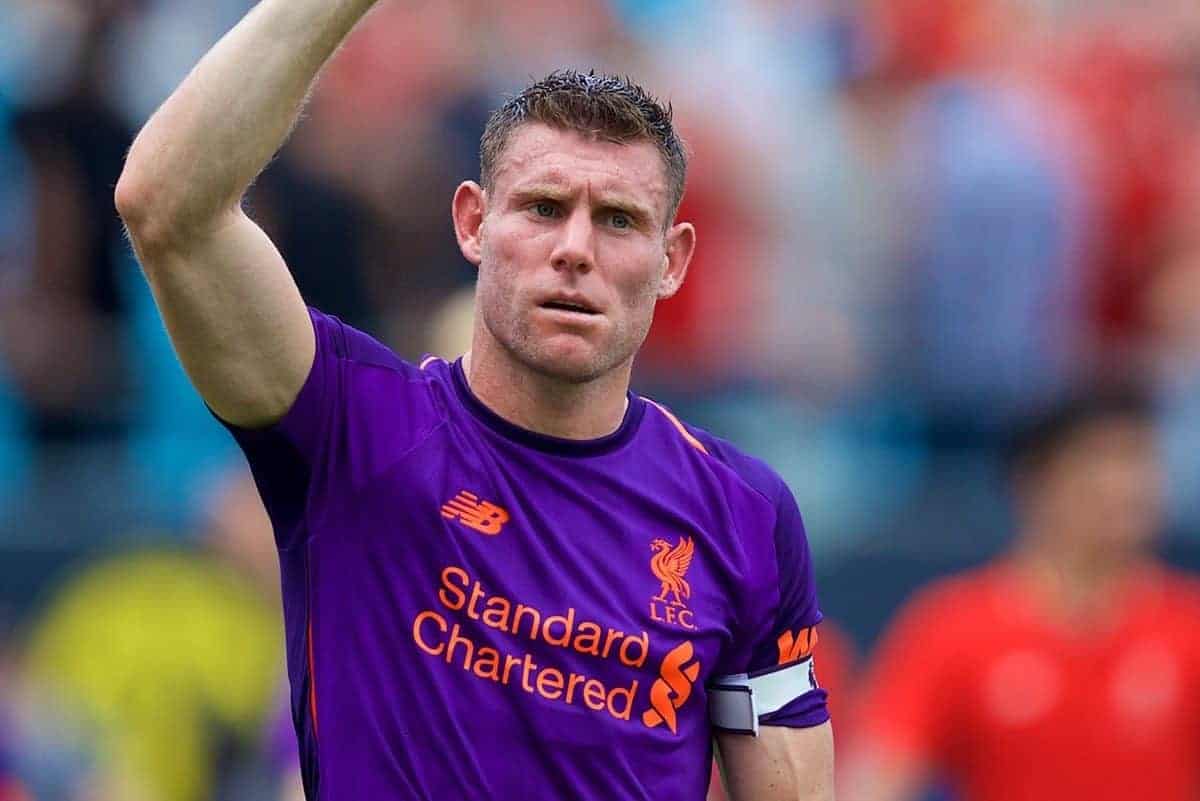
452, 181, 487, 267
657, 221, 697, 300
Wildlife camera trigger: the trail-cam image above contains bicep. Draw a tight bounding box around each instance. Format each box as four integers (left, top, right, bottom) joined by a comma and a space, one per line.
132, 208, 315, 428
715, 721, 834, 801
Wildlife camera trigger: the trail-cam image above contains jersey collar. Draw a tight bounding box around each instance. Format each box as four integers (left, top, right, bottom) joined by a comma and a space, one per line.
450, 358, 645, 457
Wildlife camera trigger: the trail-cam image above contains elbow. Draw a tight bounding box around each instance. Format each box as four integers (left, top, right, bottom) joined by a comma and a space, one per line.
115, 165, 224, 256
114, 167, 147, 228
114, 167, 168, 248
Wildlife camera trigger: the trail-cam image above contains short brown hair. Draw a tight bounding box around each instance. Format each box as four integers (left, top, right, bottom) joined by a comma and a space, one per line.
1005, 383, 1155, 481
479, 70, 688, 224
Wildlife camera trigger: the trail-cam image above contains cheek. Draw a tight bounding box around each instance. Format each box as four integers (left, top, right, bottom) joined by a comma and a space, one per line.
614, 260, 665, 316
478, 229, 522, 297
486, 229, 519, 272
486, 216, 548, 271
476, 270, 519, 333
482, 225, 549, 294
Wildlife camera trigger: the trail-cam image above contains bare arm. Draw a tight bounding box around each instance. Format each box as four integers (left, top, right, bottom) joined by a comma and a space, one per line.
114, 0, 380, 428
714, 722, 834, 801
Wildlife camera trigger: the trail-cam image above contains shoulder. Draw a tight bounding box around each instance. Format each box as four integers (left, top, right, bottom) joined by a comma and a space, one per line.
864, 567, 1010, 686
640, 397, 792, 511
309, 307, 418, 376
887, 565, 1010, 636
1144, 565, 1200, 616
308, 307, 453, 409
1146, 568, 1200, 661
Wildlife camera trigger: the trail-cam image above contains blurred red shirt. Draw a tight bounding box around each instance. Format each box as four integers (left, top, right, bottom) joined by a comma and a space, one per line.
1034, 31, 1195, 346
858, 563, 1200, 801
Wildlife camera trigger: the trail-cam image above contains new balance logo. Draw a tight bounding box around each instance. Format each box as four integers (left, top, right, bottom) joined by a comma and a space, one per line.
441, 491, 510, 535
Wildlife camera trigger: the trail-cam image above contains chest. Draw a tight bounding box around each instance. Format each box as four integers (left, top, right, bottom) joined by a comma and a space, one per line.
314, 427, 767, 686
954, 627, 1198, 759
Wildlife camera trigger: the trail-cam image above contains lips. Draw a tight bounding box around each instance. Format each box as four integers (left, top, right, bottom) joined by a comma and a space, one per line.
539, 295, 600, 315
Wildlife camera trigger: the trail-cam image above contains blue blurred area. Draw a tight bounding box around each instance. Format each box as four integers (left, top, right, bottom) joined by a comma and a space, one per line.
119, 250, 237, 528
0, 95, 32, 511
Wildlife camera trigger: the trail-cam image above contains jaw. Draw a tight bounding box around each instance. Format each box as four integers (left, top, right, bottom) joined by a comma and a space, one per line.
472, 272, 652, 387
515, 333, 616, 385
481, 314, 638, 388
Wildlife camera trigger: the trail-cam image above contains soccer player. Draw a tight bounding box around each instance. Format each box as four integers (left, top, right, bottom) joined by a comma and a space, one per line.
113, 2, 833, 800
845, 388, 1200, 801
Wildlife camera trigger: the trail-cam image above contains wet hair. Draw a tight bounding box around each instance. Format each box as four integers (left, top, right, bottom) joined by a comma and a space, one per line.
479, 69, 688, 224
1004, 384, 1156, 481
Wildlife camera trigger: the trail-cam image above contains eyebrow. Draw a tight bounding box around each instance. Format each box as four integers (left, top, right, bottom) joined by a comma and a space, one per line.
509, 183, 657, 228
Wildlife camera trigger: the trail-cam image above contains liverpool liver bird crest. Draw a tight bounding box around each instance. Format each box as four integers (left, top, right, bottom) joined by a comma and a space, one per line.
650, 536, 695, 607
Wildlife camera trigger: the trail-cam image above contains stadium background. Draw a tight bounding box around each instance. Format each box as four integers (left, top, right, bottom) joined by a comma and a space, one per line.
2, 0, 1200, 798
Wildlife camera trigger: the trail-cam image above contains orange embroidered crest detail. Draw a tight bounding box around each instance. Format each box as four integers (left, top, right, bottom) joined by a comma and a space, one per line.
650, 536, 694, 607
649, 536, 698, 630
641, 641, 700, 734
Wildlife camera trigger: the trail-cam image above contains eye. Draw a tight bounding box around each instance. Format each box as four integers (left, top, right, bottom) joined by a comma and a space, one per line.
609, 212, 632, 229
532, 202, 559, 218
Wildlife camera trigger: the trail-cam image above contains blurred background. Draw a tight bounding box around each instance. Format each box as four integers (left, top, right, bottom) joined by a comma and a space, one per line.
2, 0, 1200, 799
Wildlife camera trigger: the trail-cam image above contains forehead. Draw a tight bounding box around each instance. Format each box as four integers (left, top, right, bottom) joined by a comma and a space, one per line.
490, 123, 669, 211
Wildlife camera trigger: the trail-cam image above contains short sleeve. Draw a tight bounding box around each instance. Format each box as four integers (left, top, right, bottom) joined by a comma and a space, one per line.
219, 307, 441, 548
221, 308, 341, 456
735, 484, 830, 728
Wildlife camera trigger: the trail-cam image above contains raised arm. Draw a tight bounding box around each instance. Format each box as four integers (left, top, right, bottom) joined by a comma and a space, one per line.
114, 0, 380, 428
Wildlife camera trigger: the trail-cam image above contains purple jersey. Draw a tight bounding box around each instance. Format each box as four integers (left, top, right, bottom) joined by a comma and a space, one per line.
227, 309, 828, 800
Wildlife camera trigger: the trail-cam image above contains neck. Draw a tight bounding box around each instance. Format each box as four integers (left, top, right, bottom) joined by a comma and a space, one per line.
1010, 533, 1147, 623
463, 341, 632, 441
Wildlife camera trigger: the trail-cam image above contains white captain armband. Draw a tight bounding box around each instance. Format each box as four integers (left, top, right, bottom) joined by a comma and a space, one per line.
708, 656, 819, 737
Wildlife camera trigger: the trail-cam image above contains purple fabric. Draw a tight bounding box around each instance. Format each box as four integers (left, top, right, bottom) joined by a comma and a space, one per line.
227, 308, 827, 800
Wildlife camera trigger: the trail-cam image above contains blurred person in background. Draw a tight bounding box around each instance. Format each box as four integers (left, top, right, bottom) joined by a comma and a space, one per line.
0, 99, 32, 509
1031, 3, 1200, 355
0, 607, 98, 801
1141, 136, 1200, 543
0, 648, 32, 801
20, 465, 283, 801
823, 0, 1085, 425
0, 0, 137, 446
113, 0, 833, 799
843, 387, 1200, 801
0, 757, 30, 801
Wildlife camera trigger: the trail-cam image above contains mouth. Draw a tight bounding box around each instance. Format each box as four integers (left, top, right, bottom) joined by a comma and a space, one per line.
539, 298, 600, 316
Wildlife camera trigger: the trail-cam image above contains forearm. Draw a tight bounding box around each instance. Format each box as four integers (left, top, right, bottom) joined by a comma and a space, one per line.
116, 0, 378, 242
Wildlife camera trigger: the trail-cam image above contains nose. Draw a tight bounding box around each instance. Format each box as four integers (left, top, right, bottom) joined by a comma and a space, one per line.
550, 208, 595, 274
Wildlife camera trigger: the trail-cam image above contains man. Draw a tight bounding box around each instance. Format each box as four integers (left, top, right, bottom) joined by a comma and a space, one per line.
114, 2, 833, 799
845, 389, 1200, 801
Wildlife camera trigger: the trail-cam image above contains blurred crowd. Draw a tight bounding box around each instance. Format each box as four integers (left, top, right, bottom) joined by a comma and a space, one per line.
3, 0, 1200, 798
